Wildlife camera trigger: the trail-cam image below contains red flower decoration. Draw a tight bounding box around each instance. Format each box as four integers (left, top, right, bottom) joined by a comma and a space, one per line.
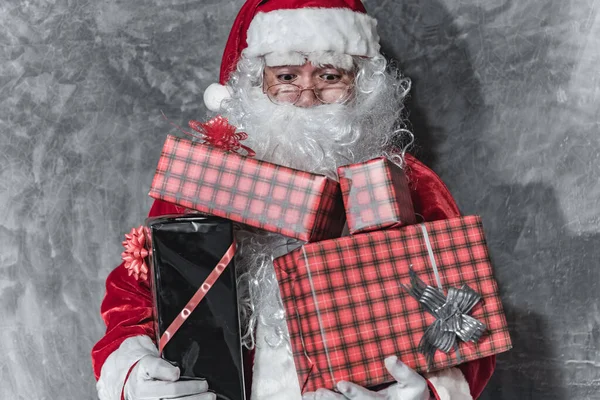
189, 116, 256, 157
121, 226, 149, 281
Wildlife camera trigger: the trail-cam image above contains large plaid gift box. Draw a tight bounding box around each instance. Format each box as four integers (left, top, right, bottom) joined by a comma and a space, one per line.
273, 215, 512, 392
338, 157, 416, 235
149, 135, 345, 242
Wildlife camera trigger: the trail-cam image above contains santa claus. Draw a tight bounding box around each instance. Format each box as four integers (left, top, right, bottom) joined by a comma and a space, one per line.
91, 1, 496, 399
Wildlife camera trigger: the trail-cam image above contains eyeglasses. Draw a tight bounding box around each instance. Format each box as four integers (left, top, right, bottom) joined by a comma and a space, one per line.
264, 82, 354, 105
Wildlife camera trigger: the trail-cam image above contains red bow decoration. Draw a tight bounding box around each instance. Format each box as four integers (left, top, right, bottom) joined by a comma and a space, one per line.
162, 113, 255, 157
121, 226, 150, 281
189, 116, 256, 157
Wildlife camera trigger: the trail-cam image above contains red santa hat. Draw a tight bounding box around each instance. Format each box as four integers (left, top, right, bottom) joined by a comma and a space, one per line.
203, 0, 381, 112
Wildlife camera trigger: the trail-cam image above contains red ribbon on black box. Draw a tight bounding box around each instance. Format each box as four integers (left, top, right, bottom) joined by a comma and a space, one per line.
158, 242, 236, 353
338, 157, 416, 235
149, 135, 345, 242
273, 216, 512, 393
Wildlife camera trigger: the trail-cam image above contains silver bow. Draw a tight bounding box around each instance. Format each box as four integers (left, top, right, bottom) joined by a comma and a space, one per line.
402, 268, 486, 367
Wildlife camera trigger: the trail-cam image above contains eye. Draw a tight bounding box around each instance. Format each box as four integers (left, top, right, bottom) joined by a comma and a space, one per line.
320, 73, 342, 83
277, 74, 297, 83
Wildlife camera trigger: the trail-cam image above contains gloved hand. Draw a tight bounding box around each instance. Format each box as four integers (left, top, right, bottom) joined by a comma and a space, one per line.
124, 354, 216, 400
302, 356, 431, 400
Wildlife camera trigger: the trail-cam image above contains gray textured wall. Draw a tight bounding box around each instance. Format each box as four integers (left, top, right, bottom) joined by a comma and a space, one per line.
1, 0, 598, 399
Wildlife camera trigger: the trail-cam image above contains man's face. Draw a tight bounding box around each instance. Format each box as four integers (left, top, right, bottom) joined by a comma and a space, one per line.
263, 62, 354, 108
225, 57, 396, 177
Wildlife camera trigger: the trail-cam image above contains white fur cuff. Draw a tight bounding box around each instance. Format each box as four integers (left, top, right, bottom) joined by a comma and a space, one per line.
425, 367, 473, 400
96, 335, 159, 400
244, 8, 380, 60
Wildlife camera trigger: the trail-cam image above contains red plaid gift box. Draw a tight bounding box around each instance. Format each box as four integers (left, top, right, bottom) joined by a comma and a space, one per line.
149, 135, 345, 242
338, 157, 416, 235
274, 215, 512, 392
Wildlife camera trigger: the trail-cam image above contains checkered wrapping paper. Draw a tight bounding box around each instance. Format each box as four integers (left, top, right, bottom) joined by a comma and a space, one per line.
338, 157, 416, 235
149, 135, 345, 242
274, 215, 512, 392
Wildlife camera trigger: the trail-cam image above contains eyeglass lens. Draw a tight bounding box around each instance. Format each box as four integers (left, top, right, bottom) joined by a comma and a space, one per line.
267, 84, 350, 105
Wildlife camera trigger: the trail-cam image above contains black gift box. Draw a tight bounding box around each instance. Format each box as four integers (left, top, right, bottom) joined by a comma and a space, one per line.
147, 215, 245, 400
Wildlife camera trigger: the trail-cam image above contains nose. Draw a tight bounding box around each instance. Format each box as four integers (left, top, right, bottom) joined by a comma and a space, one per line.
293, 74, 320, 108
295, 88, 320, 108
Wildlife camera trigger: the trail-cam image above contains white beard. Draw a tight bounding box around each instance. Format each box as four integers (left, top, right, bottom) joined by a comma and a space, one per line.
226, 87, 393, 180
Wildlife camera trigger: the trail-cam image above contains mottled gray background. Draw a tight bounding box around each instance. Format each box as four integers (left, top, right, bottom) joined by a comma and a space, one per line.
1, 0, 598, 399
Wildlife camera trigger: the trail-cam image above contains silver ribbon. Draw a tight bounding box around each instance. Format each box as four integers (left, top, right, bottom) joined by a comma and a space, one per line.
402, 268, 486, 368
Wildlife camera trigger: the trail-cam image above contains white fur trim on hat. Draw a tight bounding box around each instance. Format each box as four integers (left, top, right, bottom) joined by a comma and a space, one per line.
264, 51, 307, 67
244, 8, 380, 61
96, 335, 158, 400
264, 51, 355, 70
203, 82, 232, 112
308, 51, 355, 70
425, 367, 473, 400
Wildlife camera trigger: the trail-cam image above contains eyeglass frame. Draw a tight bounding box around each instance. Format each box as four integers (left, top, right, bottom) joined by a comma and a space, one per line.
262, 81, 355, 106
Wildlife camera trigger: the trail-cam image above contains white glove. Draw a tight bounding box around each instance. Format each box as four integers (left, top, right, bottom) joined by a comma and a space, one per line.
302, 356, 431, 400
124, 354, 216, 400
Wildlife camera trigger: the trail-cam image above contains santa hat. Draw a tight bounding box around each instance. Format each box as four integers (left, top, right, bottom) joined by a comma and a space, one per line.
203, 0, 381, 112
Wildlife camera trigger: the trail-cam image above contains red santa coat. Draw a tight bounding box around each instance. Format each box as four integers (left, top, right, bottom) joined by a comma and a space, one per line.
91, 154, 495, 399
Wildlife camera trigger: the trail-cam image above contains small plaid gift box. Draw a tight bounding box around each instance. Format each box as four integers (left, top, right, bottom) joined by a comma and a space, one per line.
338, 157, 416, 235
274, 215, 512, 392
149, 135, 345, 242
